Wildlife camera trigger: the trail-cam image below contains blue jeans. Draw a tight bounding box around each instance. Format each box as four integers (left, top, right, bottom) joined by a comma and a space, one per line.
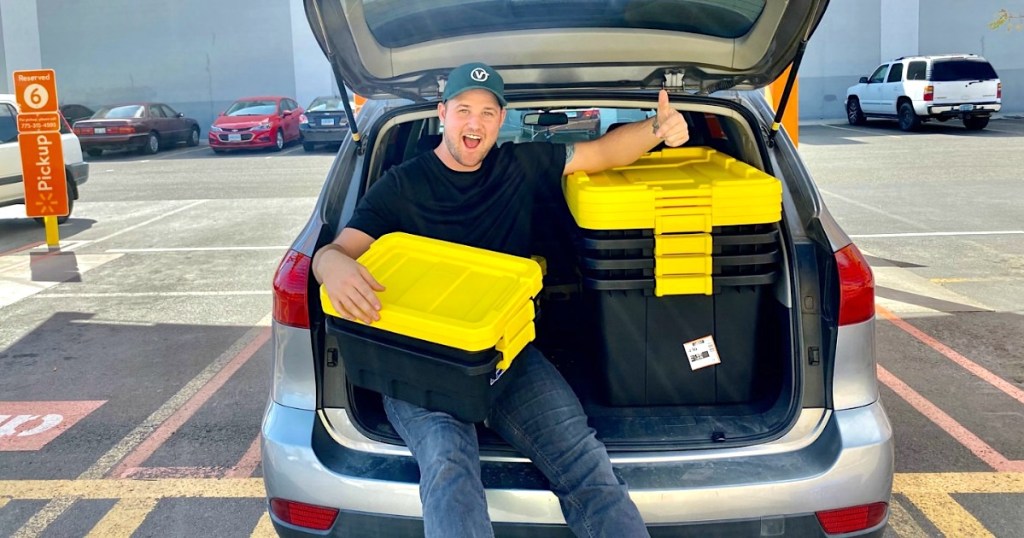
383, 346, 649, 538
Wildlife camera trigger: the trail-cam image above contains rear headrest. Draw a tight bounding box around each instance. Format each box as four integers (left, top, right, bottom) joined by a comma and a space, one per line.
417, 134, 443, 153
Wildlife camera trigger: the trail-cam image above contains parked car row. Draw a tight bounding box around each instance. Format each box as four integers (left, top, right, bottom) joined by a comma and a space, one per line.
66, 94, 359, 158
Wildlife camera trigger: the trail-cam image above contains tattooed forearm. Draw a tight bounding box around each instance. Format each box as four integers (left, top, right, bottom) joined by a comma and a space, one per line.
565, 143, 575, 164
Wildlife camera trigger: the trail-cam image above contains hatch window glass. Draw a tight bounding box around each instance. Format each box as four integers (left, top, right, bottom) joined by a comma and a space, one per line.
931, 59, 998, 82
362, 0, 767, 48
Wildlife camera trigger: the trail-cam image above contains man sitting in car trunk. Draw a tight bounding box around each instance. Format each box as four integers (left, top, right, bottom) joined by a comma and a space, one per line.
313, 62, 689, 538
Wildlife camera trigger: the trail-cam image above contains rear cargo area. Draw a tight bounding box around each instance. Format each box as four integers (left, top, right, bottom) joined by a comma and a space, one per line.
324, 103, 799, 450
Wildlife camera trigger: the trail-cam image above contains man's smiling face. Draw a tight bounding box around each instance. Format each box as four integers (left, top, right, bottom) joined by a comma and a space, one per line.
435, 88, 507, 172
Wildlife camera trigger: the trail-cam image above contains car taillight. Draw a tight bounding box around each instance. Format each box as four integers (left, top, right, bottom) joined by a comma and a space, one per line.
269, 498, 338, 531
836, 243, 874, 326
580, 109, 599, 119
997, 82, 1002, 99
299, 114, 308, 124
816, 502, 887, 534
923, 85, 934, 101
74, 127, 93, 135
109, 126, 135, 134
272, 250, 311, 329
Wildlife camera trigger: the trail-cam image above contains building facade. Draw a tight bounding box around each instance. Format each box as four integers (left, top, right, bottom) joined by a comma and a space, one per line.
2, 0, 1021, 129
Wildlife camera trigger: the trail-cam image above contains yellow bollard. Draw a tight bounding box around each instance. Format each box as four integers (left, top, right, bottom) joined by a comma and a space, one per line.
44, 216, 60, 248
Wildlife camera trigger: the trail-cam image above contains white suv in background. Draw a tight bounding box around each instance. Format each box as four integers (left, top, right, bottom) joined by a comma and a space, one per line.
0, 94, 89, 223
846, 54, 1001, 131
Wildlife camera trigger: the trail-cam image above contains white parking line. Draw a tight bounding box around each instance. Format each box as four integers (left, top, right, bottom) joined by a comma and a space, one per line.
820, 124, 901, 138
34, 291, 271, 298
851, 231, 1024, 238
106, 246, 289, 253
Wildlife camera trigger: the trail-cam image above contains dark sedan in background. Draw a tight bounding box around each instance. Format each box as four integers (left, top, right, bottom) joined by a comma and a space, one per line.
73, 103, 200, 156
300, 95, 351, 152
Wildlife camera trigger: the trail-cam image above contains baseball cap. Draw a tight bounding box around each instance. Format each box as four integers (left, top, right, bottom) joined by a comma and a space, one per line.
442, 62, 507, 107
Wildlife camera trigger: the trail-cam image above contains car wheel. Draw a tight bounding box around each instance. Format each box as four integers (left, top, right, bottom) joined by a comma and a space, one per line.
963, 116, 990, 131
86, 148, 103, 157
273, 130, 284, 152
898, 102, 920, 132
303, 142, 315, 152
141, 132, 160, 154
187, 127, 200, 147
846, 98, 866, 125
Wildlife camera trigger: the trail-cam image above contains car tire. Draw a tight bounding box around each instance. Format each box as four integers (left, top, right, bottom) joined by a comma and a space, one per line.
141, 132, 160, 154
303, 142, 315, 152
898, 102, 920, 132
86, 148, 103, 157
273, 130, 284, 152
963, 116, 990, 131
846, 98, 866, 125
187, 127, 200, 147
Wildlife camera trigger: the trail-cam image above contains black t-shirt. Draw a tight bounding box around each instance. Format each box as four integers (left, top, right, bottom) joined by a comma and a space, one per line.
347, 142, 567, 257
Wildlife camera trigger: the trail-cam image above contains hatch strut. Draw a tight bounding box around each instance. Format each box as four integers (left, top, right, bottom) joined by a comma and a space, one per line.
310, 0, 363, 153
767, 39, 808, 148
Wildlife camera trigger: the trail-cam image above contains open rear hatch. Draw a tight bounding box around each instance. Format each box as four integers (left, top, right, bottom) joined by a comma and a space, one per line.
304, 0, 829, 98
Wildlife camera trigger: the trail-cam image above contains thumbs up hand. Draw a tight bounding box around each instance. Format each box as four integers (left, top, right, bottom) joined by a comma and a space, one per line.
653, 89, 689, 147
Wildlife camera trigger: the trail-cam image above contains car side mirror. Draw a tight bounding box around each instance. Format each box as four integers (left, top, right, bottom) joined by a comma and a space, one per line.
859, 77, 869, 84
177, 112, 185, 118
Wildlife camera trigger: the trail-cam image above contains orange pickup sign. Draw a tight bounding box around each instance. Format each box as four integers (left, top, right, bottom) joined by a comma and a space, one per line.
18, 132, 69, 217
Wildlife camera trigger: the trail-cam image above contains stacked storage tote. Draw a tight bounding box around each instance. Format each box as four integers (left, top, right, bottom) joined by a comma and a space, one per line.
320, 233, 543, 422
564, 147, 784, 406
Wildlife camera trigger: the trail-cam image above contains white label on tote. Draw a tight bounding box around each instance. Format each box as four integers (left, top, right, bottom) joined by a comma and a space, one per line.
683, 335, 721, 371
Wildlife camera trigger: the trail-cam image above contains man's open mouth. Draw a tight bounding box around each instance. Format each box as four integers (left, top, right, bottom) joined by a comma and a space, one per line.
463, 134, 482, 149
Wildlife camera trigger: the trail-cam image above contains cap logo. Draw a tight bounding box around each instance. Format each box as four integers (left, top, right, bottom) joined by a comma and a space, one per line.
470, 68, 489, 82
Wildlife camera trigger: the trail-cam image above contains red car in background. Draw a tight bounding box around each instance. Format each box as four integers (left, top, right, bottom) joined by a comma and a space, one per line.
73, 103, 200, 156
209, 96, 303, 153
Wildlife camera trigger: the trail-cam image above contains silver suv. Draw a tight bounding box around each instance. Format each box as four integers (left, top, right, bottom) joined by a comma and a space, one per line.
262, 1, 893, 536
846, 54, 1002, 131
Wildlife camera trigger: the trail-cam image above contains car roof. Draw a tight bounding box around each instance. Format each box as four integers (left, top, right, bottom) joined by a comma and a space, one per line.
234, 96, 286, 101
890, 54, 987, 62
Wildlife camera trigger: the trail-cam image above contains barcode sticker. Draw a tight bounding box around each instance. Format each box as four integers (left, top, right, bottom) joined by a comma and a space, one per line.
683, 335, 721, 371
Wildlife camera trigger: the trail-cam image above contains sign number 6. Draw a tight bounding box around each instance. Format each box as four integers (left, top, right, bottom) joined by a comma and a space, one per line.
23, 83, 50, 110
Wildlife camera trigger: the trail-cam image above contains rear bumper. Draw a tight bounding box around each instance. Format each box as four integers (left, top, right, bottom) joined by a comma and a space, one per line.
925, 102, 1001, 118
299, 126, 348, 144
262, 401, 893, 536
67, 161, 89, 187
79, 134, 148, 150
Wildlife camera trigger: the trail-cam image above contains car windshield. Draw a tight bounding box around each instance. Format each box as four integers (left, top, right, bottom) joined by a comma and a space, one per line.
931, 60, 998, 82
307, 97, 348, 112
94, 105, 144, 119
226, 101, 277, 116
361, 0, 767, 47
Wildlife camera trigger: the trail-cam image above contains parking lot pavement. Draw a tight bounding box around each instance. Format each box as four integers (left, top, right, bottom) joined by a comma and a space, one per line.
1, 119, 1022, 536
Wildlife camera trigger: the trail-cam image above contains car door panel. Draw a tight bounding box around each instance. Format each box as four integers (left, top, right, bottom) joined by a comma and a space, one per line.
861, 65, 889, 114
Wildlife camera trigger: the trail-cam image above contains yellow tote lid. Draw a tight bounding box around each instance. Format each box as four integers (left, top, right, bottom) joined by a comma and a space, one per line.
321, 233, 542, 354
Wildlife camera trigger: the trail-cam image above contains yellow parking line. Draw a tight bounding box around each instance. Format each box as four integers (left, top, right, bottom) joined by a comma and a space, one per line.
900, 492, 993, 538
0, 497, 9, 509
86, 497, 159, 538
887, 499, 930, 538
251, 512, 277, 537
10, 496, 77, 538
0, 478, 265, 499
893, 472, 1024, 494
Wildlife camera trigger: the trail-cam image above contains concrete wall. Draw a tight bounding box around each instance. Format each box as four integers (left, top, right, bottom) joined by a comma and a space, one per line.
802, 0, 1024, 119
3, 0, 1020, 123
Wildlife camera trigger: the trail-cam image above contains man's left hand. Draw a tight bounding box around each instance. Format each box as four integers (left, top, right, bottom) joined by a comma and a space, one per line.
653, 89, 689, 147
